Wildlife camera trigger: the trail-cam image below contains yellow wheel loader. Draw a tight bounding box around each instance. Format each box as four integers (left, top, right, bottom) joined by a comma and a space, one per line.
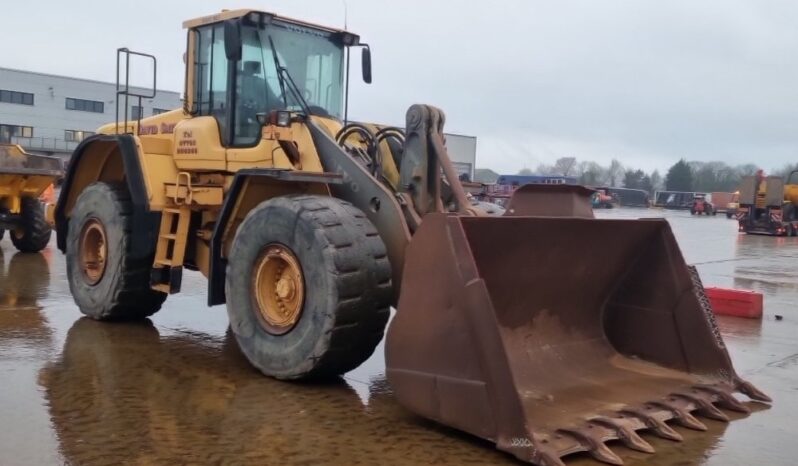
55, 9, 770, 465
0, 143, 61, 252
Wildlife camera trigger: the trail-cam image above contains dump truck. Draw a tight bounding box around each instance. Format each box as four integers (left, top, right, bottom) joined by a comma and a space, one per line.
0, 143, 62, 252
738, 169, 798, 236
54, 9, 770, 465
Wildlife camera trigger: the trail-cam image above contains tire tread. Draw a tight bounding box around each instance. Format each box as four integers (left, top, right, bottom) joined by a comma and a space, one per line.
67, 183, 165, 320
10, 196, 52, 252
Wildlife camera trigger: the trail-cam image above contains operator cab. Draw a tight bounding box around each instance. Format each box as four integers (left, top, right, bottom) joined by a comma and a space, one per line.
183, 10, 371, 147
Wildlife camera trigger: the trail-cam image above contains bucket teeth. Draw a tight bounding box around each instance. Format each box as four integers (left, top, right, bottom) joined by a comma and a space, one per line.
590, 443, 625, 466
650, 401, 707, 431
535, 450, 567, 466
620, 408, 684, 442
558, 429, 624, 465
736, 379, 773, 403
673, 393, 730, 422
695, 386, 751, 413
591, 417, 655, 454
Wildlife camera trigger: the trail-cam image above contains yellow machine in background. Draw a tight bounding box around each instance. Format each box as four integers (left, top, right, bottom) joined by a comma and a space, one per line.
738, 169, 798, 235
0, 143, 62, 252
54, 9, 770, 465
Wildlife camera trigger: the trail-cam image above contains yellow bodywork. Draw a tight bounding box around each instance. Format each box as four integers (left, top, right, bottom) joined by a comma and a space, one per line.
77, 101, 393, 285
0, 144, 60, 215
57, 8, 400, 291
784, 183, 798, 205
752, 175, 798, 208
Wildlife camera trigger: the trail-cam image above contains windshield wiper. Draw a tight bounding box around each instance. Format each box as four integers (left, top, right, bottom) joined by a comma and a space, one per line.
264, 34, 288, 109
266, 34, 312, 116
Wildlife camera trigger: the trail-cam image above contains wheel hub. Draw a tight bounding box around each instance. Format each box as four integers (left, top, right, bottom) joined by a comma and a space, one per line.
80, 219, 107, 286
275, 277, 296, 300
252, 244, 304, 335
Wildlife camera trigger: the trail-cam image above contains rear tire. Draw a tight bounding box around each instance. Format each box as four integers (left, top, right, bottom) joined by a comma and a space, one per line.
66, 182, 166, 320
225, 195, 392, 380
10, 197, 51, 252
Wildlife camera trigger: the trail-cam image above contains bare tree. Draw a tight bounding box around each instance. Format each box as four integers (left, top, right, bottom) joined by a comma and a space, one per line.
578, 161, 606, 186
606, 159, 624, 187
649, 170, 662, 194
553, 157, 577, 176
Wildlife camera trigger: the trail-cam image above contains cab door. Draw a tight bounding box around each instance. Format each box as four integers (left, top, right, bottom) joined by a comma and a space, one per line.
174, 23, 228, 171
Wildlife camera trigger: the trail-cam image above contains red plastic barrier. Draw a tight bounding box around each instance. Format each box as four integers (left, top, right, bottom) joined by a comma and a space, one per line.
705, 287, 763, 319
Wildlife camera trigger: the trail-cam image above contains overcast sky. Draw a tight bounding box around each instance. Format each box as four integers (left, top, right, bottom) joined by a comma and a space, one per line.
4, 0, 797, 174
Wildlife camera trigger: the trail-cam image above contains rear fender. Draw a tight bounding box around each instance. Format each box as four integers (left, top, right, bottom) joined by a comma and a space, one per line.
55, 134, 159, 259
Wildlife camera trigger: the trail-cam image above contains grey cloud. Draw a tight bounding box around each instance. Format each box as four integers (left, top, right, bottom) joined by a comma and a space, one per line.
4, 0, 796, 173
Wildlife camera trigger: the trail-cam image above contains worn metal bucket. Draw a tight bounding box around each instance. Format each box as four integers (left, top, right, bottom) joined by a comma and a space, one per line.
386, 185, 770, 466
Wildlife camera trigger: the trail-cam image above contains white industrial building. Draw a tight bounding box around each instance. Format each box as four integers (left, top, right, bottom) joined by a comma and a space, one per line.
443, 133, 477, 181
0, 67, 182, 158
0, 67, 477, 177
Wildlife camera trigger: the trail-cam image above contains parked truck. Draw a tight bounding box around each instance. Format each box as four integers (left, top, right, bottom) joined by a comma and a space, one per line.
737, 170, 798, 236
690, 194, 716, 215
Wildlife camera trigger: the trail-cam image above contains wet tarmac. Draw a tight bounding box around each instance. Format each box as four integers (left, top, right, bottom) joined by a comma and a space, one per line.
0, 208, 795, 465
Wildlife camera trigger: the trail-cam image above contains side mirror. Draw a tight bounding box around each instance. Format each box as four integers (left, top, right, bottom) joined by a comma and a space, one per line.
361, 46, 372, 84
224, 20, 242, 61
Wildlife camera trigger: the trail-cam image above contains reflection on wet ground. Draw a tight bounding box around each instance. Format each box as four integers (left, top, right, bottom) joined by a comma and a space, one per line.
1, 209, 796, 465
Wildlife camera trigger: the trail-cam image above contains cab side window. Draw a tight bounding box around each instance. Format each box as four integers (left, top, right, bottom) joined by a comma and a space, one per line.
194, 24, 230, 142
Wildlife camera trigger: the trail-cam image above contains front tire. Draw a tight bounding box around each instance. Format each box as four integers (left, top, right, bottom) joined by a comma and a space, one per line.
226, 195, 392, 380
66, 182, 166, 320
10, 197, 51, 252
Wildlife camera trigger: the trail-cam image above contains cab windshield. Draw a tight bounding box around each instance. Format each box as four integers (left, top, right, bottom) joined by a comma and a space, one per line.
239, 22, 344, 118
193, 19, 345, 146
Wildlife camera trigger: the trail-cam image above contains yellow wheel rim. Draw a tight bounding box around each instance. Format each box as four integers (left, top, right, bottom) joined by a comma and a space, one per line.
252, 244, 305, 335
80, 219, 107, 286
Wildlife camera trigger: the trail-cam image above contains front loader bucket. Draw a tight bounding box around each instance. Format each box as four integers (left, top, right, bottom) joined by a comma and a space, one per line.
386, 186, 770, 466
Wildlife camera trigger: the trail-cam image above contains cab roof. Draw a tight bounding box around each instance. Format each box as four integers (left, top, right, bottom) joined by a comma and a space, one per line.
182, 9, 352, 36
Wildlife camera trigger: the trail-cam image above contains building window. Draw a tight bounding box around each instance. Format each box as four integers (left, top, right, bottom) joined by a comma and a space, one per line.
0, 124, 33, 142
66, 97, 104, 113
65, 130, 94, 142
0, 89, 34, 106
152, 108, 169, 115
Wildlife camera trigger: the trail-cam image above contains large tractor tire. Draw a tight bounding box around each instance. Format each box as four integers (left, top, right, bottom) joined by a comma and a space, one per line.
66, 182, 166, 320
10, 197, 51, 252
226, 195, 392, 380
